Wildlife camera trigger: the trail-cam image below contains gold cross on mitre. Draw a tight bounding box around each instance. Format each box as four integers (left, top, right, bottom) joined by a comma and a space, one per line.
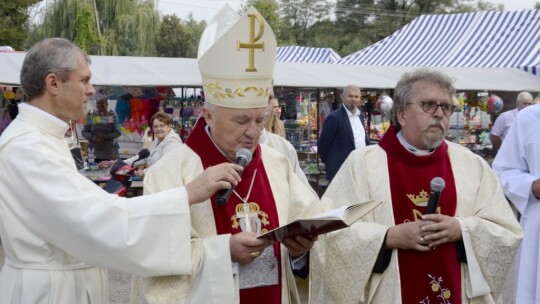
237, 13, 265, 72
197, 5, 276, 108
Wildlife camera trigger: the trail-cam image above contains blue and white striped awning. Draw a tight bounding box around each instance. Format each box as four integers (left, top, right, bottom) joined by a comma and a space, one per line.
277, 46, 341, 63
338, 10, 540, 75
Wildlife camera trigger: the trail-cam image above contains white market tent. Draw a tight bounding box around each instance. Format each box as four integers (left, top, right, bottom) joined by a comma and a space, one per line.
1, 52, 538, 91
338, 9, 540, 77
276, 46, 341, 63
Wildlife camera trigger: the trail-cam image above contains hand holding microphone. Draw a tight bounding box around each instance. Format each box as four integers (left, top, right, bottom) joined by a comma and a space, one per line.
216, 148, 253, 206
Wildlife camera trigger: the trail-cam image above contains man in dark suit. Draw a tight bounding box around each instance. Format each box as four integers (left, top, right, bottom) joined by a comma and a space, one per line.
318, 85, 369, 182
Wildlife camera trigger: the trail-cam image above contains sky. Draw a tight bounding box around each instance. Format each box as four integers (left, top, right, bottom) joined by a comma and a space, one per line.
156, 0, 538, 22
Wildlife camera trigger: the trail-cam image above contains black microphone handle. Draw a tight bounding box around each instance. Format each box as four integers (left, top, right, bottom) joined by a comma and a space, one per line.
216, 188, 234, 206
215, 156, 249, 206
425, 190, 441, 214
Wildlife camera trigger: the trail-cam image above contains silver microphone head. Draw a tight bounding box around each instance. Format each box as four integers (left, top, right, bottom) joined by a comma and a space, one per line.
236, 148, 253, 164
430, 177, 445, 192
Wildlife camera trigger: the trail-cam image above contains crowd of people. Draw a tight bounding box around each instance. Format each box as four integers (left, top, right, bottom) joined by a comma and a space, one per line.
0, 4, 536, 304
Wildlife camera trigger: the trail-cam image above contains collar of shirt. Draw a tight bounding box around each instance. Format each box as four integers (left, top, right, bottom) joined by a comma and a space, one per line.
396, 130, 436, 155
344, 105, 360, 118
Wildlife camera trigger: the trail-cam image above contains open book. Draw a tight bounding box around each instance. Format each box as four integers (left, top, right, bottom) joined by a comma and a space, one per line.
258, 200, 382, 242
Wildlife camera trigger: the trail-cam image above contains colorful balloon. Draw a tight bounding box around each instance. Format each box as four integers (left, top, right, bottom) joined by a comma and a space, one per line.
376, 95, 393, 113
487, 94, 504, 113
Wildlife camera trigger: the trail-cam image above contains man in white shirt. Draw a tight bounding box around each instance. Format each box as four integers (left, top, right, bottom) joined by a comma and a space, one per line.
489, 91, 533, 150
318, 84, 369, 182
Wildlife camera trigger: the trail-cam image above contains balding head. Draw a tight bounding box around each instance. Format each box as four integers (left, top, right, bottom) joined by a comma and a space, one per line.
516, 91, 533, 111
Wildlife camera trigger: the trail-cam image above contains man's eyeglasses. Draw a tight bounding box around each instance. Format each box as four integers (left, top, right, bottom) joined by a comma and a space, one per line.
410, 101, 455, 116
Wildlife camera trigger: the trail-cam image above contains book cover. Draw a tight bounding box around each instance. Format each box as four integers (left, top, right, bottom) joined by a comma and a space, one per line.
258, 200, 381, 242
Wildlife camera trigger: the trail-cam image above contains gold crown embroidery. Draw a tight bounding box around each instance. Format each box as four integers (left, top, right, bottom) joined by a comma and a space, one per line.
407, 189, 429, 206
237, 13, 265, 72
205, 82, 269, 101
231, 202, 270, 229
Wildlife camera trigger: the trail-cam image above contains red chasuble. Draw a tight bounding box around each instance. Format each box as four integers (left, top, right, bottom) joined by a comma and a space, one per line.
379, 126, 461, 304
186, 119, 282, 304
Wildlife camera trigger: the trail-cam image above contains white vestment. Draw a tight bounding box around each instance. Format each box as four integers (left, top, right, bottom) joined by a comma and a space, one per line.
131, 144, 321, 304
259, 129, 316, 196
493, 104, 540, 304
312, 141, 522, 304
0, 103, 193, 303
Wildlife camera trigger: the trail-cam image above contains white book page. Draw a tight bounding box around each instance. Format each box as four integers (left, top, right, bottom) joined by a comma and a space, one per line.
313, 205, 347, 219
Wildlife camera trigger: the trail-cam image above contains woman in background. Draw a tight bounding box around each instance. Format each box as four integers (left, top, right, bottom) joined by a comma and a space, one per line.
127, 112, 183, 177
264, 96, 285, 138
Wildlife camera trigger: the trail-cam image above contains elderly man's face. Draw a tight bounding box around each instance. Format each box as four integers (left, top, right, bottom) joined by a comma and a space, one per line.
204, 106, 267, 160
397, 80, 451, 150
341, 87, 362, 112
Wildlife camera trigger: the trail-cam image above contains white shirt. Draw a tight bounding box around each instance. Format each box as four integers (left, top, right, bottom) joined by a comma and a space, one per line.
490, 108, 518, 140
344, 106, 366, 149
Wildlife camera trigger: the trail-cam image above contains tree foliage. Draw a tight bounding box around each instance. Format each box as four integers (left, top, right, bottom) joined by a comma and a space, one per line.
0, 0, 40, 50
28, 0, 160, 56
156, 14, 206, 58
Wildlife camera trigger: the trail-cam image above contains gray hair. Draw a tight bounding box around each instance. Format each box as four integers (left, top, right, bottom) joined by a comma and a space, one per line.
341, 84, 361, 96
517, 91, 533, 103
20, 38, 91, 100
392, 69, 455, 130
202, 102, 219, 113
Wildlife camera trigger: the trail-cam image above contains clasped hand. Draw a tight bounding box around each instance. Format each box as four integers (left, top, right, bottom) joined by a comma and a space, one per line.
230, 232, 316, 264
387, 214, 462, 251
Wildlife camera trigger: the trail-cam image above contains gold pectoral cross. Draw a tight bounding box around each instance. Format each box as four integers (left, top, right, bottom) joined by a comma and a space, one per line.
236, 203, 259, 233
237, 13, 265, 72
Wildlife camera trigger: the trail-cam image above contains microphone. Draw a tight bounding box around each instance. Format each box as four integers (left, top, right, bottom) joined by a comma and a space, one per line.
216, 148, 253, 206
132, 149, 150, 166
425, 177, 445, 214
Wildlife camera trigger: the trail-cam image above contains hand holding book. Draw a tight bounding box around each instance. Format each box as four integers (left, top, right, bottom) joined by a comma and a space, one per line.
258, 200, 382, 242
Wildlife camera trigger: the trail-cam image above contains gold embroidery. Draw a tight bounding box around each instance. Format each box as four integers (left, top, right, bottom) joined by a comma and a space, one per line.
407, 189, 429, 206
419, 274, 452, 304
205, 82, 269, 101
412, 207, 441, 221
237, 13, 265, 72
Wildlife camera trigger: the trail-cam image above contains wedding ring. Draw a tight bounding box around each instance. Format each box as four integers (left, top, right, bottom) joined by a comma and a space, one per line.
420, 236, 425, 242
250, 251, 261, 258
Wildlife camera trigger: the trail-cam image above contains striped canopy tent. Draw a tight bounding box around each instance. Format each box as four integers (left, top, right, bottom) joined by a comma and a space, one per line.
338, 9, 540, 75
277, 46, 341, 63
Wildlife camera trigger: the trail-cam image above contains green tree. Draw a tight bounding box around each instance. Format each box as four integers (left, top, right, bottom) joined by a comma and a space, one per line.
0, 0, 40, 50
156, 14, 205, 58
279, 0, 332, 45
28, 0, 161, 56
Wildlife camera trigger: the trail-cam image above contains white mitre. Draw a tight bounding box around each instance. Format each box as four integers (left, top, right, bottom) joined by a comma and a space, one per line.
198, 4, 277, 108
